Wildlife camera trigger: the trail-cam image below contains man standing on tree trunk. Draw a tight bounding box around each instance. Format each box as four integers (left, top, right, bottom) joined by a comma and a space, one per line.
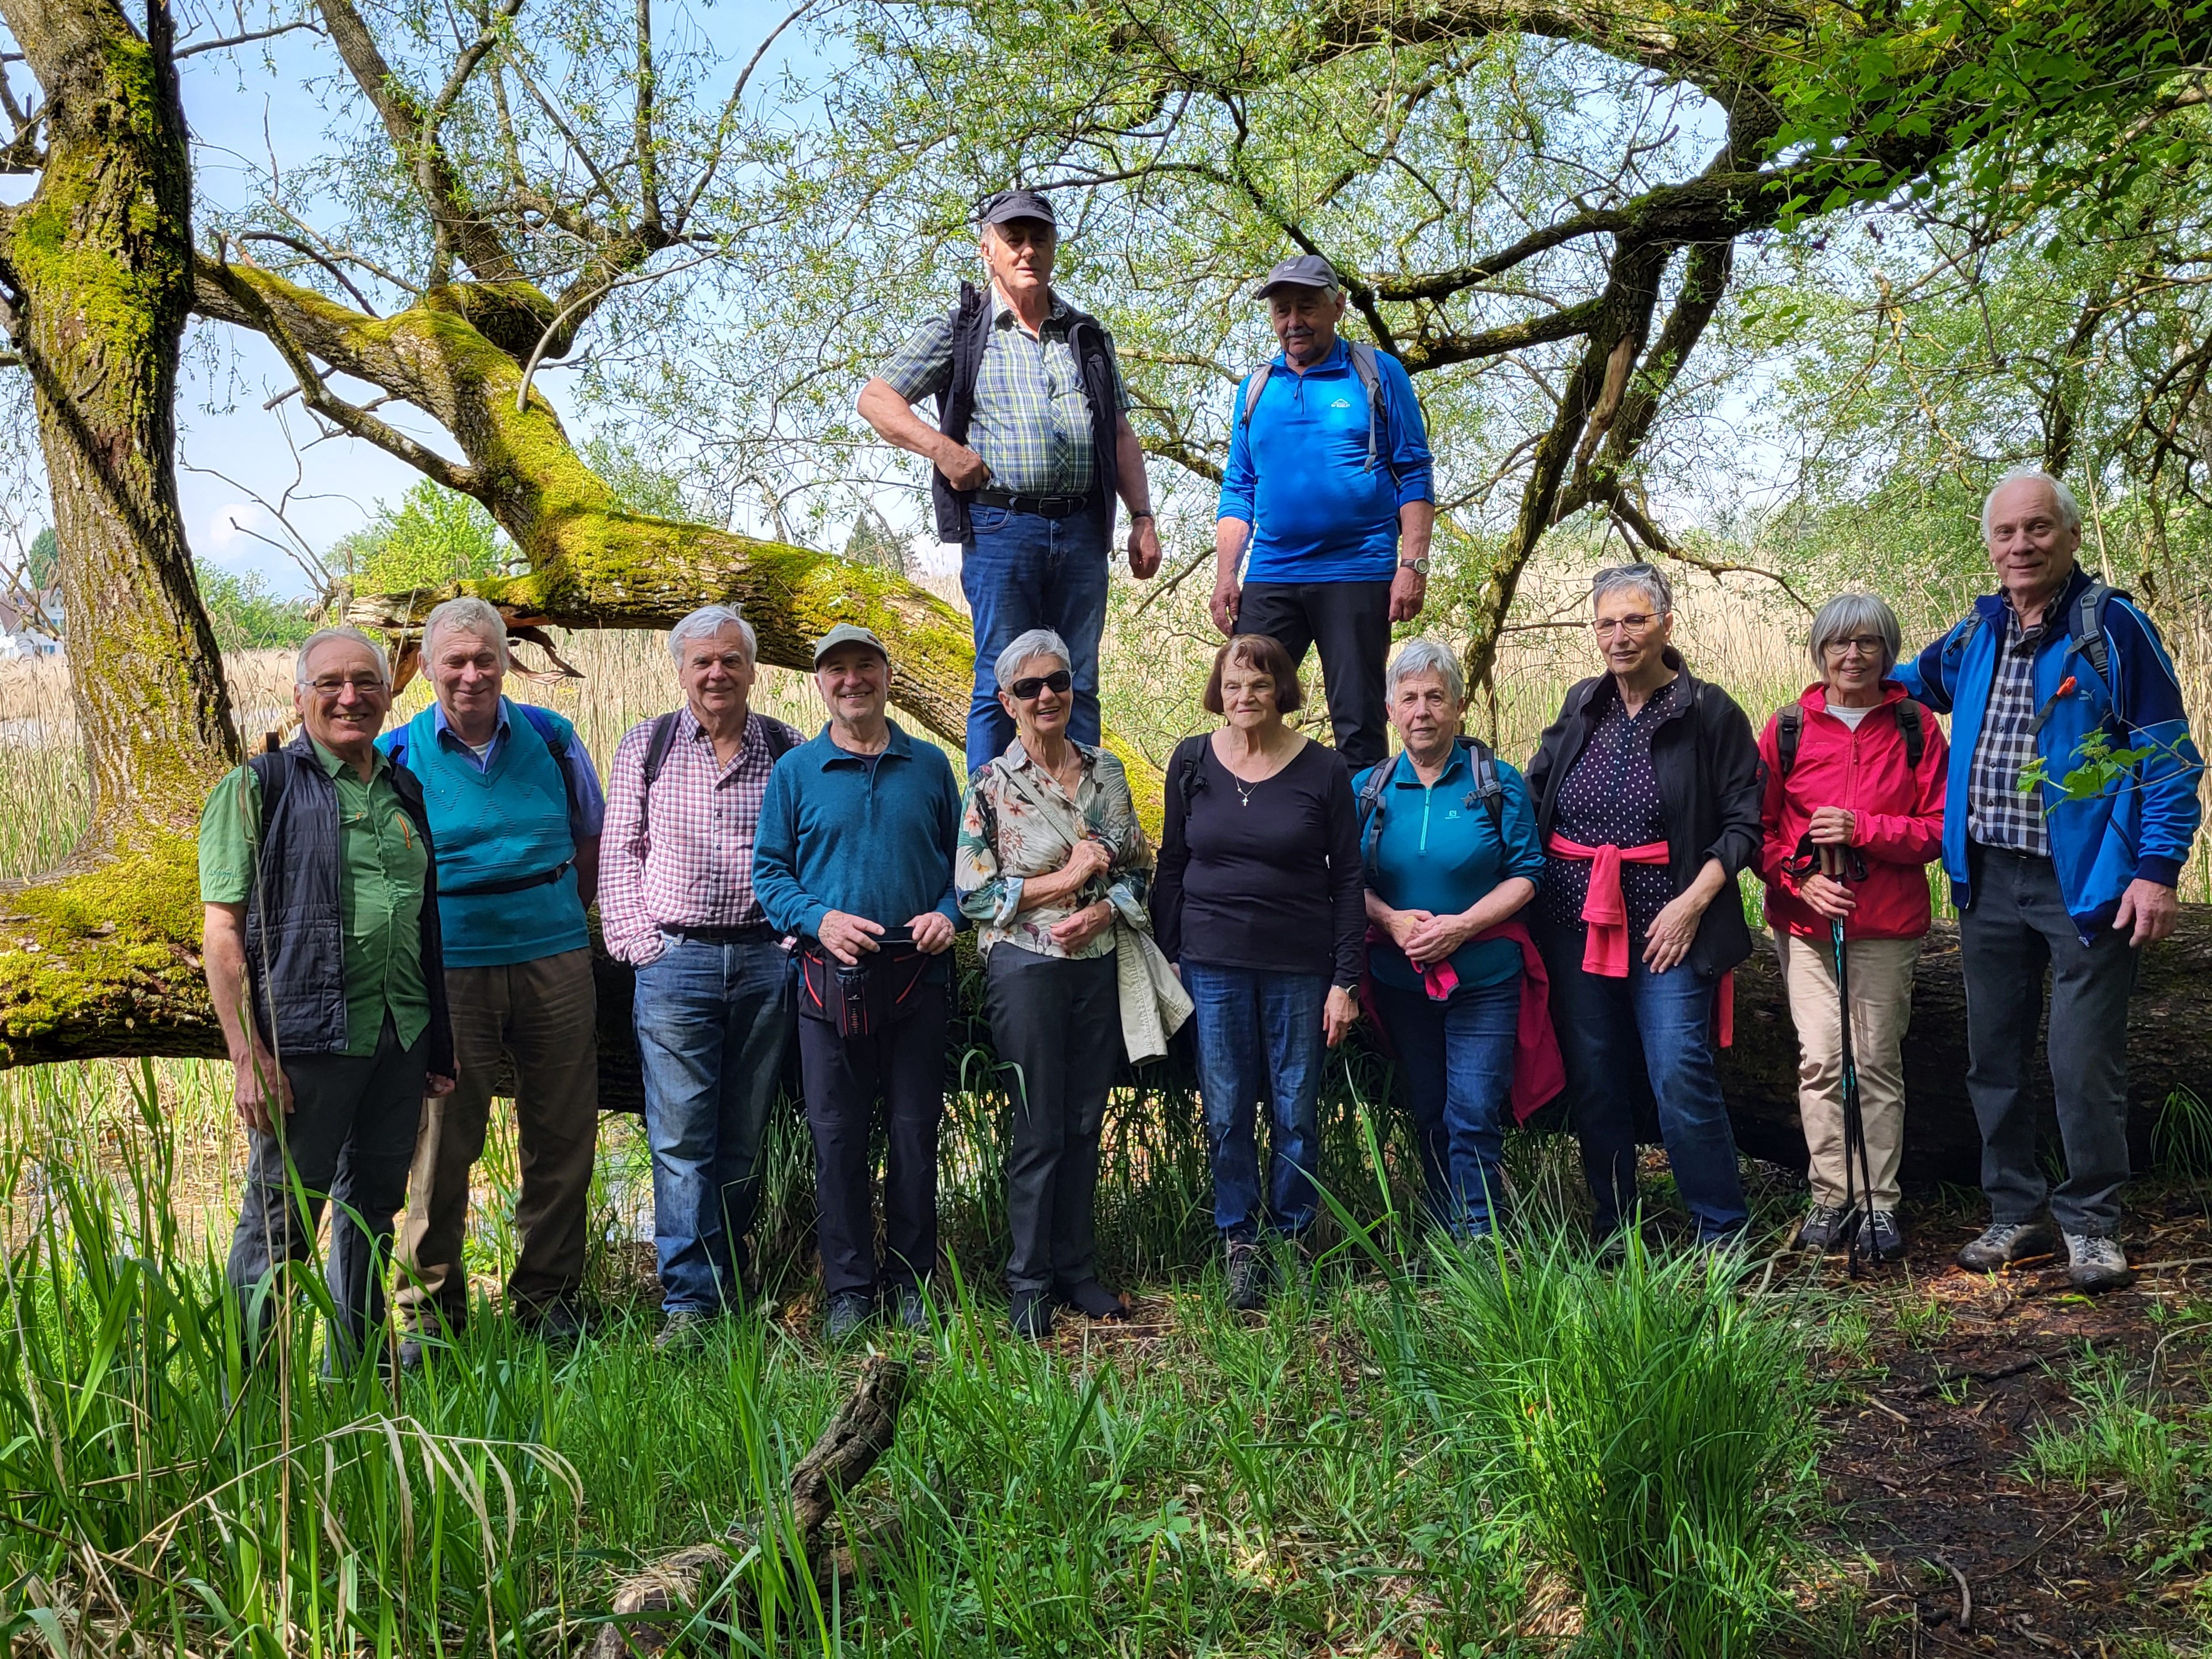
1901, 468, 2203, 1293
1212, 255, 1436, 771
858, 187, 1162, 778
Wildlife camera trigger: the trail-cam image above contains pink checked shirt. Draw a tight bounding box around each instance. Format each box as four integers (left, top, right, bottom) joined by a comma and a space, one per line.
598, 706, 803, 966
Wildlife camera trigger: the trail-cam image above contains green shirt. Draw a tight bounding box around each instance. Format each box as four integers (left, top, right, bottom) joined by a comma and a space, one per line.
199, 738, 432, 1057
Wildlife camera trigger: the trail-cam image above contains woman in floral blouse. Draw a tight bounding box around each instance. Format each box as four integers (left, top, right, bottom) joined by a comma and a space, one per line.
956, 627, 1153, 1340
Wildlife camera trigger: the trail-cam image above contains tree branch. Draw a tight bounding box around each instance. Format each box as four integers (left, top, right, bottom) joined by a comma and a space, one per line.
174, 20, 320, 59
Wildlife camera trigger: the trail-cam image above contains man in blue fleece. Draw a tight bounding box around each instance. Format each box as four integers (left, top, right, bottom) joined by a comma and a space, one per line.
1901, 468, 2202, 1293
1211, 254, 1436, 769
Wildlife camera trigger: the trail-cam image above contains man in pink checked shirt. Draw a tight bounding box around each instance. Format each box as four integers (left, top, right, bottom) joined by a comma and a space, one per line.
598, 604, 805, 1352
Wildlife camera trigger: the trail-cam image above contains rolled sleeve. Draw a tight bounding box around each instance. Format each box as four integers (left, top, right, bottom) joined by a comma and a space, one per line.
878, 314, 955, 404
197, 766, 259, 904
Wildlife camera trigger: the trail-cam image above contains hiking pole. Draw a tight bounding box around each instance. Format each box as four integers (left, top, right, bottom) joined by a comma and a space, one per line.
1827, 843, 1877, 1277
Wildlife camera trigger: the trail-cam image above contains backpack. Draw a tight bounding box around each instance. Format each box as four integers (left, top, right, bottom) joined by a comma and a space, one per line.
1355, 737, 1506, 868
1239, 340, 1397, 479
636, 709, 800, 841
1775, 700, 1925, 780
1942, 580, 2124, 696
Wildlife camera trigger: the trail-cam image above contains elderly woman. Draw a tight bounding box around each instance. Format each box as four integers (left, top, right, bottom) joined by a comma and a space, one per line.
1152, 634, 1363, 1311
1526, 563, 1764, 1249
1759, 593, 1947, 1261
1356, 640, 1550, 1240
957, 628, 1153, 1340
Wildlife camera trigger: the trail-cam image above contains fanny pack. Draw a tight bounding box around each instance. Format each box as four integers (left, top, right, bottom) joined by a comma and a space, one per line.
797, 929, 930, 1037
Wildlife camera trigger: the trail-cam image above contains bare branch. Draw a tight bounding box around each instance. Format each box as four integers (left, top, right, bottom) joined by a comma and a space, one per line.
174, 20, 320, 59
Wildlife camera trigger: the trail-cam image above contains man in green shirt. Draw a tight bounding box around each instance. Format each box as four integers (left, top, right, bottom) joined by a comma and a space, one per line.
201, 625, 456, 1368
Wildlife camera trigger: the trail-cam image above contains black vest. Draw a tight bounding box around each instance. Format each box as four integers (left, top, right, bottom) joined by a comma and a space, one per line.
930, 281, 1122, 541
242, 732, 455, 1075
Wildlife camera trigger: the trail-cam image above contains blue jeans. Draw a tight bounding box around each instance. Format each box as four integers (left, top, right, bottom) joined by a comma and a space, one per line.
1186, 962, 1328, 1240
633, 934, 794, 1313
1538, 924, 1748, 1243
1371, 978, 1519, 1236
961, 502, 1110, 776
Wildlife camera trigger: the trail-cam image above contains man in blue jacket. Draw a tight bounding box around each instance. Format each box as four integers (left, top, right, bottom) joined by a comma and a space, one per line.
1212, 254, 1436, 769
753, 624, 963, 1342
1900, 469, 2201, 1292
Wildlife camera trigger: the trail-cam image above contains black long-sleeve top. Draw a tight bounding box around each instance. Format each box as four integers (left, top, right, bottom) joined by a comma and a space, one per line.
1150, 734, 1365, 988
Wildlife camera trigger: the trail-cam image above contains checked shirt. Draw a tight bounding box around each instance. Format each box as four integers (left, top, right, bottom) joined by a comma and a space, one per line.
598, 707, 786, 966
1966, 604, 2052, 858
879, 290, 1128, 498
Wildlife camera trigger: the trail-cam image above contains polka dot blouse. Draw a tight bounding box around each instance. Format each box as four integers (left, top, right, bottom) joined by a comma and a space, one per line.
1541, 676, 1678, 937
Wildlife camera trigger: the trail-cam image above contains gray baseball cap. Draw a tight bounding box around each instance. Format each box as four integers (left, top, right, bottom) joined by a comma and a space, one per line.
977, 187, 1057, 229
1255, 253, 1342, 298
811, 623, 889, 666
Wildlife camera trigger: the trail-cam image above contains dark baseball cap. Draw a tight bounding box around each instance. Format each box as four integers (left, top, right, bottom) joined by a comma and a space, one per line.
977, 187, 1057, 229
1255, 254, 1342, 298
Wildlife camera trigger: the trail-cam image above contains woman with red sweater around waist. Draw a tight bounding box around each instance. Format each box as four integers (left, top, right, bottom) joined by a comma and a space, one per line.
1759, 592, 1948, 1262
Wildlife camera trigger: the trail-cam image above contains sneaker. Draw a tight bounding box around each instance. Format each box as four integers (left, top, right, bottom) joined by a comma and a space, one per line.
894, 1282, 931, 1333
654, 1310, 715, 1354
1225, 1240, 1269, 1312
1054, 1279, 1130, 1321
2064, 1233, 2136, 1293
1010, 1288, 1053, 1342
1796, 1204, 1851, 1253
1857, 1209, 1906, 1263
396, 1335, 428, 1373
823, 1292, 874, 1345
1957, 1218, 2060, 1272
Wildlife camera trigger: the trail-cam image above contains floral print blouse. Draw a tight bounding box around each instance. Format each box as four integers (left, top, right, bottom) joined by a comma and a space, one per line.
956, 738, 1154, 959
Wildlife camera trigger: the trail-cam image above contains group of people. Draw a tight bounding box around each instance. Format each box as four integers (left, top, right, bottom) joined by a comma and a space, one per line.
199, 185, 2204, 1368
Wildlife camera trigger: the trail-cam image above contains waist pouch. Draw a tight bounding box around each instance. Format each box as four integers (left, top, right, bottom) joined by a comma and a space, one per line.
797, 932, 930, 1037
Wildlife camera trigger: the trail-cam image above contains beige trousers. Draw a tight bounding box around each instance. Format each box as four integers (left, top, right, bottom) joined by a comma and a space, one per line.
1773, 931, 1919, 1212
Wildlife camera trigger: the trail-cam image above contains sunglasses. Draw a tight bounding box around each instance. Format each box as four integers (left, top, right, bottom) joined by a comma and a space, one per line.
1009, 670, 1073, 701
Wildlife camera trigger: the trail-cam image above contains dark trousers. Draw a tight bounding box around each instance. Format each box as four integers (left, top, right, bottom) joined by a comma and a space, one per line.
796, 978, 948, 1298
1961, 846, 2138, 1237
227, 1018, 428, 1366
1235, 580, 1392, 769
984, 945, 1119, 1295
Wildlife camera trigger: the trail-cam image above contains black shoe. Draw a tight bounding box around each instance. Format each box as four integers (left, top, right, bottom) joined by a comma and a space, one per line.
1010, 1288, 1053, 1341
1796, 1204, 1850, 1253
894, 1282, 931, 1333
1957, 1218, 2059, 1272
824, 1292, 874, 1345
517, 1298, 588, 1344
1225, 1240, 1269, 1311
1054, 1279, 1130, 1321
397, 1335, 428, 1373
1858, 1210, 1906, 1262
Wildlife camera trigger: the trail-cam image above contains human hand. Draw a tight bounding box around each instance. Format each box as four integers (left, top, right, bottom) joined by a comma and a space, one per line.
818, 910, 885, 965
1388, 565, 1427, 625
1641, 889, 1711, 973
1051, 901, 1115, 952
1807, 806, 1858, 847
938, 444, 990, 492
1381, 906, 1434, 952
426, 1072, 457, 1098
233, 1042, 290, 1135
2114, 878, 2179, 947
1323, 985, 1360, 1048
1062, 838, 1113, 886
908, 911, 957, 954
1128, 517, 1162, 579
1404, 911, 1474, 966
1798, 872, 1858, 922
1209, 571, 1241, 637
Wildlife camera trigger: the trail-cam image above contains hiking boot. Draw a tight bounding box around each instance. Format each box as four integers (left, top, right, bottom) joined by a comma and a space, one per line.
1796, 1204, 1851, 1254
1957, 1218, 2060, 1272
1010, 1288, 1053, 1342
1857, 1209, 1906, 1263
654, 1310, 715, 1354
517, 1298, 588, 1345
396, 1334, 428, 1373
1225, 1240, 1269, 1312
823, 1292, 874, 1345
2064, 1233, 2136, 1293
894, 1282, 931, 1333
1055, 1279, 1130, 1322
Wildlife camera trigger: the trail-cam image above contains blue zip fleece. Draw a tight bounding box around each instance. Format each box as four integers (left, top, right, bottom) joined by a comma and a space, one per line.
1216, 340, 1434, 584
1898, 566, 2203, 936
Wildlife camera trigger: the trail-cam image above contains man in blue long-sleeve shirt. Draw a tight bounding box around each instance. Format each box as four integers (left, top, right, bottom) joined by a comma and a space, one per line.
754, 624, 963, 1341
1212, 254, 1436, 769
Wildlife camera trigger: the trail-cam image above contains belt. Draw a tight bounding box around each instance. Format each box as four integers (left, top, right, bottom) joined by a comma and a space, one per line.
663, 922, 776, 944
973, 488, 1093, 519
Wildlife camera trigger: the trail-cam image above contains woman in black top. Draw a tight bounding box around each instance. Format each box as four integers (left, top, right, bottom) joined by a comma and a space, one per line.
1153, 634, 1363, 1310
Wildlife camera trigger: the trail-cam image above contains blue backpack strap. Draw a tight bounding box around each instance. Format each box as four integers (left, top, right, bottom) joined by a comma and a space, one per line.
513, 700, 587, 833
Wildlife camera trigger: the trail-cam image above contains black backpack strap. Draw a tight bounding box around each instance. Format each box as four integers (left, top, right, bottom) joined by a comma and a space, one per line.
245, 745, 290, 843
636, 711, 683, 841
1170, 734, 1209, 828
1458, 734, 1505, 831
1893, 700, 1924, 770
2071, 580, 2125, 690
761, 718, 798, 764
1776, 705, 1802, 780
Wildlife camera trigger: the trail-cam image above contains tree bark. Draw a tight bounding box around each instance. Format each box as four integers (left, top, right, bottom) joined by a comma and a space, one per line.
0, 0, 237, 839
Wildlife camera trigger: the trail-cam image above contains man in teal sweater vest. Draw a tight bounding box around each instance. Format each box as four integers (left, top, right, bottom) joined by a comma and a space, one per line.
379, 598, 607, 1360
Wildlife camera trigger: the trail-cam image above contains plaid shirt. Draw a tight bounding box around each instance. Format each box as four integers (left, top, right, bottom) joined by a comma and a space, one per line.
879, 290, 1128, 497
598, 707, 792, 966
1966, 605, 2052, 857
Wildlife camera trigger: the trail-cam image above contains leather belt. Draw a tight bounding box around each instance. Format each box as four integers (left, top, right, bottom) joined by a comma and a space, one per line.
663, 922, 776, 944
973, 488, 1093, 520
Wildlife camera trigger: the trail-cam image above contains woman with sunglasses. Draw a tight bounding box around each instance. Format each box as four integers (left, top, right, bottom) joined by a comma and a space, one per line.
956, 628, 1153, 1339
1758, 592, 1947, 1262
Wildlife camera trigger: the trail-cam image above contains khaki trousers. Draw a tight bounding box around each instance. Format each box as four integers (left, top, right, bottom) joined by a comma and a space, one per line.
1773, 931, 1919, 1212
396, 947, 599, 1328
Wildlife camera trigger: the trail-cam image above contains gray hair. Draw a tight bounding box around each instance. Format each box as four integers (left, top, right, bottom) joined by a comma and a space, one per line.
1591, 561, 1673, 616
295, 626, 391, 688
1807, 591, 1902, 676
667, 603, 757, 666
994, 627, 1071, 690
422, 596, 509, 666
1385, 637, 1465, 706
1980, 467, 2083, 539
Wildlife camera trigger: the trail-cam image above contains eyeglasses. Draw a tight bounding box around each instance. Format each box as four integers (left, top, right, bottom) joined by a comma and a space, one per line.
1592, 614, 1660, 638
1009, 670, 1073, 701
307, 675, 387, 697
1823, 635, 1887, 659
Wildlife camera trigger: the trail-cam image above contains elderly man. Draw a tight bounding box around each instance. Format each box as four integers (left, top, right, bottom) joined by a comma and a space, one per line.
375, 598, 606, 1360
1901, 468, 2203, 1291
753, 625, 962, 1342
858, 186, 1162, 778
600, 604, 805, 1350
1212, 255, 1436, 770
200, 627, 456, 1367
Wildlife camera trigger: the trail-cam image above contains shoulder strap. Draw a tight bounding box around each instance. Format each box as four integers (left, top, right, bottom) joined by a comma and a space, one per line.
245, 747, 290, 842
1893, 699, 1924, 769
385, 729, 408, 770
1458, 734, 1505, 831
1171, 733, 1209, 825
761, 718, 798, 764
1356, 753, 1392, 828
1240, 364, 1271, 429
514, 700, 587, 833
636, 711, 683, 840
1776, 705, 1802, 780
1346, 341, 1386, 475
2071, 580, 2126, 688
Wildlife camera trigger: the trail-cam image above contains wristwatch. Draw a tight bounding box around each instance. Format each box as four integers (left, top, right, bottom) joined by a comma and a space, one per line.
1399, 557, 1430, 576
